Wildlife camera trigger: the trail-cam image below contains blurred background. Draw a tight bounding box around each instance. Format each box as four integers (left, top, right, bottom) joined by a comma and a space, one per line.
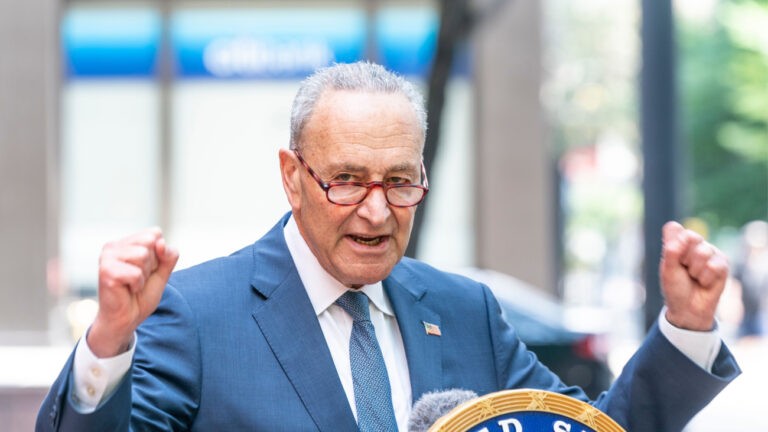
0, 0, 766, 430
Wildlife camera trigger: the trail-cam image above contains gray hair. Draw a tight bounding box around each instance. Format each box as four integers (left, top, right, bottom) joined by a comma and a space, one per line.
289, 61, 427, 150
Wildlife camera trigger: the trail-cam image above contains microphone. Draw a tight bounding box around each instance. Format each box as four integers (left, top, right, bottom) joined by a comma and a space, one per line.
408, 389, 478, 432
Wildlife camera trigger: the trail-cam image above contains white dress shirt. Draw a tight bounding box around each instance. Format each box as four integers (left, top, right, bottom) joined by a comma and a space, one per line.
71, 215, 722, 424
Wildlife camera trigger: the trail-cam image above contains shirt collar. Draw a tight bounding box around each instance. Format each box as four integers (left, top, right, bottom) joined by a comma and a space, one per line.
283, 215, 394, 317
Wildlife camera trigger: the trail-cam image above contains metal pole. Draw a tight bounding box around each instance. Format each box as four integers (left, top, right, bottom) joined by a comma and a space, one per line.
158, 1, 173, 232
641, 0, 679, 330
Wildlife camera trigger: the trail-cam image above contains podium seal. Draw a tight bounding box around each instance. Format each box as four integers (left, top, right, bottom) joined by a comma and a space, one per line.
428, 389, 626, 432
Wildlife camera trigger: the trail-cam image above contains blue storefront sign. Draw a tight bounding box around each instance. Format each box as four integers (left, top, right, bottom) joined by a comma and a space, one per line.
62, 7, 449, 79
62, 9, 162, 78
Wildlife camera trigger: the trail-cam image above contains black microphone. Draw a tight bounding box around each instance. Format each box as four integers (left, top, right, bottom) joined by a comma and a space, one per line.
408, 389, 479, 432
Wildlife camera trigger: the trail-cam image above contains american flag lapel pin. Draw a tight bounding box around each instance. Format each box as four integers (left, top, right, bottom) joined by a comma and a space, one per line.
422, 321, 442, 336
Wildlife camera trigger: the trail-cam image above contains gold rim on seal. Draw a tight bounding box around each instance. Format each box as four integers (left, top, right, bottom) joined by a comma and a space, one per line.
429, 389, 626, 432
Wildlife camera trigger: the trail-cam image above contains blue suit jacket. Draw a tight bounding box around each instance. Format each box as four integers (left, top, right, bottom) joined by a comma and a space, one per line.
37, 215, 740, 431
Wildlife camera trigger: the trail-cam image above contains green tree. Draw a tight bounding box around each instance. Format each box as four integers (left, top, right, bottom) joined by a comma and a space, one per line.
679, 0, 768, 232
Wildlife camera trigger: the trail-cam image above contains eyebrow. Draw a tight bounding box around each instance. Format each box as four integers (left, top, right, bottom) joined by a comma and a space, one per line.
325, 161, 419, 174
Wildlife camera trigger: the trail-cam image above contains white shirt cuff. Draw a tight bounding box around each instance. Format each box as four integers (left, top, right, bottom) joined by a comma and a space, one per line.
658, 307, 722, 372
70, 330, 136, 413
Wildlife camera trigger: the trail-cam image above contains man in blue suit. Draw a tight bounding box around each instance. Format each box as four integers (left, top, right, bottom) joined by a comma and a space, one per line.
38, 62, 739, 431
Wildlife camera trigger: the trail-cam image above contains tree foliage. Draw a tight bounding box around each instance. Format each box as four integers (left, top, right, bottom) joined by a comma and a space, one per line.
678, 0, 768, 231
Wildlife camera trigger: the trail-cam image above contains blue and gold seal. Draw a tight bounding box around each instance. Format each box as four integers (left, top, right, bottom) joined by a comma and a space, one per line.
428, 389, 626, 432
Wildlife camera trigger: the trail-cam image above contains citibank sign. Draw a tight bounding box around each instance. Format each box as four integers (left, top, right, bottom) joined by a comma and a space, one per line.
202, 37, 333, 78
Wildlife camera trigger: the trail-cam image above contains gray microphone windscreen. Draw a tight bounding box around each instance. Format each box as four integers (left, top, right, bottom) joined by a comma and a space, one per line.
408, 389, 479, 432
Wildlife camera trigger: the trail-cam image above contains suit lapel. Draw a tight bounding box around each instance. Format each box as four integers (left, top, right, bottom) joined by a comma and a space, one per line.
385, 267, 444, 401
249, 217, 358, 432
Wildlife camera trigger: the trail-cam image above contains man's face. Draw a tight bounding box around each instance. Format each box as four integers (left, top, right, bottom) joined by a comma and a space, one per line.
280, 89, 424, 288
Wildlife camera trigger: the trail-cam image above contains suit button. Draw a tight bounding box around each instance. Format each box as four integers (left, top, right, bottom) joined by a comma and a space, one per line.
87, 385, 96, 397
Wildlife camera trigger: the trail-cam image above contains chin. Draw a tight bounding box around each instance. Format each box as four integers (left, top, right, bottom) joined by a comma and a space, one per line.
339, 266, 395, 287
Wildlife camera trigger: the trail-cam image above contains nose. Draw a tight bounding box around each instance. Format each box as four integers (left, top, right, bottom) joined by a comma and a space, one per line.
356, 185, 391, 226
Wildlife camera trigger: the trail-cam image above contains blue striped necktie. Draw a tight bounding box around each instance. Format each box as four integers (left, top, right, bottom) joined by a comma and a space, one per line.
336, 291, 399, 431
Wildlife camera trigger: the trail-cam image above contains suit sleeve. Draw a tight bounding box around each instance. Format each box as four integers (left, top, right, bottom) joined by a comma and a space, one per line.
36, 283, 202, 431
483, 284, 741, 431
595, 324, 740, 431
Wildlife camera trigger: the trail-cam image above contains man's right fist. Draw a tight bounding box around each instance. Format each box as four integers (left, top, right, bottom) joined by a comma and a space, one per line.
87, 228, 179, 358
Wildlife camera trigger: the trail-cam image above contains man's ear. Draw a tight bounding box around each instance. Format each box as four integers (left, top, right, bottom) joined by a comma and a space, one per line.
279, 148, 302, 211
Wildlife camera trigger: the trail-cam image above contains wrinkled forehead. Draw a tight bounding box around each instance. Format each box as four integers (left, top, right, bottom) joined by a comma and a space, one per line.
301, 89, 425, 149
300, 90, 425, 157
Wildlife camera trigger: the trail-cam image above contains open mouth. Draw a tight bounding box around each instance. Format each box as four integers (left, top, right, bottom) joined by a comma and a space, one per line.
350, 235, 386, 246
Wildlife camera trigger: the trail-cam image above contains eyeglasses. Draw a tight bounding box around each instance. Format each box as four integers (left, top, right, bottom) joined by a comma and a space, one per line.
293, 150, 429, 207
